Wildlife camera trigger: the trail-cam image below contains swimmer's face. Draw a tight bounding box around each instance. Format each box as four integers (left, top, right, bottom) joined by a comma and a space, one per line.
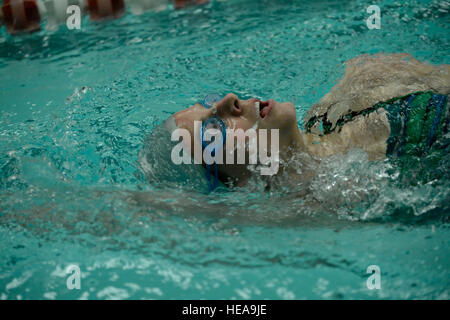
172, 93, 299, 185
173, 93, 298, 138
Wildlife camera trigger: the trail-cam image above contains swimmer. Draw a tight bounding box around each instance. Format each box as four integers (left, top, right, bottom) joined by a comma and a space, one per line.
167, 53, 450, 190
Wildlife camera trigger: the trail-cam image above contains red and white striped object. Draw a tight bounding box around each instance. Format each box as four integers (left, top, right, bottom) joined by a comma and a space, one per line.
174, 0, 209, 9
86, 0, 125, 20
1, 0, 42, 34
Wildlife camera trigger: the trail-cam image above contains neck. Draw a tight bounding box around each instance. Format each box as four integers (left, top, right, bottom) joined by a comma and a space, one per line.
278, 124, 306, 161
264, 124, 321, 190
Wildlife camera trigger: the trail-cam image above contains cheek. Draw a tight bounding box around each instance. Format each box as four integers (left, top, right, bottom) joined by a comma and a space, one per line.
229, 116, 256, 131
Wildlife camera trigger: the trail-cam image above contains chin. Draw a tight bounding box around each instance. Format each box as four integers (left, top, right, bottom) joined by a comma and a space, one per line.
264, 101, 297, 131
280, 101, 296, 114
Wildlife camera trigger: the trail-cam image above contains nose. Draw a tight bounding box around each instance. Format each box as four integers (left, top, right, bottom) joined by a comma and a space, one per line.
217, 93, 242, 117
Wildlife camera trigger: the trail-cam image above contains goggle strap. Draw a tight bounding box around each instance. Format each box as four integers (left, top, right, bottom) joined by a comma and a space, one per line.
213, 162, 219, 190
201, 94, 225, 192
206, 163, 212, 191
205, 163, 219, 192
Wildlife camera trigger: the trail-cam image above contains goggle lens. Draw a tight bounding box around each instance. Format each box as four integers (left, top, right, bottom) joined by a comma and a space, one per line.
202, 94, 223, 109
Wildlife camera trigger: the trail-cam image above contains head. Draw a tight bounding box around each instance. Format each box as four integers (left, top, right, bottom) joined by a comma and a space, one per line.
170, 93, 303, 186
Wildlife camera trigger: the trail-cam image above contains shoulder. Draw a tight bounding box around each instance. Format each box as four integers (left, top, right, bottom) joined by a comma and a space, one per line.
305, 110, 390, 160
304, 53, 450, 134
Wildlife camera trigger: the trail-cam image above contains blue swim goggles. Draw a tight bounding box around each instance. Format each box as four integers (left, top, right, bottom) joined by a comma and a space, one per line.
200, 94, 226, 191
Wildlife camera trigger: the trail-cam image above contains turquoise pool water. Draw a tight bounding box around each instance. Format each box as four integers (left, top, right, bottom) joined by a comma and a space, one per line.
0, 0, 449, 299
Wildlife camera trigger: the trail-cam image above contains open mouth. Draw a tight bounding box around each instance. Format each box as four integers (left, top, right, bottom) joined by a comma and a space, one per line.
259, 100, 274, 118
